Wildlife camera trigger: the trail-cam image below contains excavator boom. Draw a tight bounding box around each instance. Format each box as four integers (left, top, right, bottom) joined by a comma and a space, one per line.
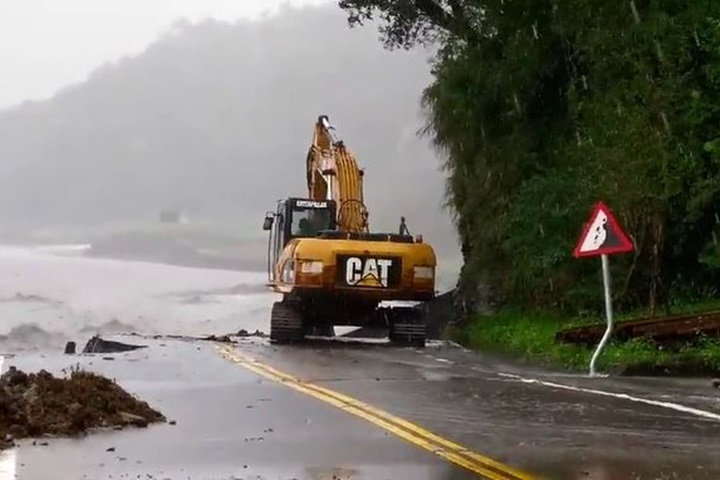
306, 116, 368, 233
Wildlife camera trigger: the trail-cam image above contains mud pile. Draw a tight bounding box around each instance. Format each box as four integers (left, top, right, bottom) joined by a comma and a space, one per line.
0, 365, 165, 449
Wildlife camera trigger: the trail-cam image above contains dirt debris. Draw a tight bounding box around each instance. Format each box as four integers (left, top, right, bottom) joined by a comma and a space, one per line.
237, 329, 267, 338
0, 365, 165, 450
82, 335, 147, 354
202, 334, 235, 343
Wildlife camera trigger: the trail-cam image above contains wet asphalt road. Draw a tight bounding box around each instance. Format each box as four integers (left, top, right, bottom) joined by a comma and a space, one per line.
1, 337, 474, 480
1, 246, 719, 480
3, 334, 720, 480
231, 337, 720, 480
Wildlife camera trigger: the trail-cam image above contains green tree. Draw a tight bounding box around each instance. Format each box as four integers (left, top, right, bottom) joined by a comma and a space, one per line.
339, 0, 720, 318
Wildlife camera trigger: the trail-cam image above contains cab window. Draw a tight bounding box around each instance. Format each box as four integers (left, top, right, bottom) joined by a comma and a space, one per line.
291, 208, 332, 237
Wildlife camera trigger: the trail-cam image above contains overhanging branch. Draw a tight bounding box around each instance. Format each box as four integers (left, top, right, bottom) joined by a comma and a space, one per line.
414, 0, 479, 43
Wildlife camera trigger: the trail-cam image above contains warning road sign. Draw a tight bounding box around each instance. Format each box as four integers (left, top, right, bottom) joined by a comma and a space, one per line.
573, 201, 634, 376
573, 202, 634, 258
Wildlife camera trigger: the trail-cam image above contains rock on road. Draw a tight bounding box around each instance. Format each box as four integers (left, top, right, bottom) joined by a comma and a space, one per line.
0, 245, 719, 480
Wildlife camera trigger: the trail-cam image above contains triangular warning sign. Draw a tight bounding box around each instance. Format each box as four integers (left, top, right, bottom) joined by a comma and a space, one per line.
573, 202, 634, 258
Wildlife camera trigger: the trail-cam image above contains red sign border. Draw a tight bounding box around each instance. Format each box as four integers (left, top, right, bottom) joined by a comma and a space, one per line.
573, 202, 634, 259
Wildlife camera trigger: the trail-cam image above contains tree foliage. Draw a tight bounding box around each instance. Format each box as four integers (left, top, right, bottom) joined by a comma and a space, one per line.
339, 0, 720, 316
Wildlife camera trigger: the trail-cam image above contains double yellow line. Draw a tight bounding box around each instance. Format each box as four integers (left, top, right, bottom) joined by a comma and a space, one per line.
217, 345, 535, 480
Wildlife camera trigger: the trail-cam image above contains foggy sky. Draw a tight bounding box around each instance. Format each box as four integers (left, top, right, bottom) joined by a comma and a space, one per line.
0, 0, 331, 108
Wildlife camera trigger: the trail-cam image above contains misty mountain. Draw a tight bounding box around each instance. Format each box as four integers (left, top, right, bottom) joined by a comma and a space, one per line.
0, 4, 458, 261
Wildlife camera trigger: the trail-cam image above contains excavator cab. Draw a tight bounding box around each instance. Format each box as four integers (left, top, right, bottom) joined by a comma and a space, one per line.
263, 197, 337, 240
263, 197, 337, 280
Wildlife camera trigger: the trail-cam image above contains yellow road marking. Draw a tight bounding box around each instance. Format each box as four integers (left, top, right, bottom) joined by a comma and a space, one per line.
217, 344, 536, 480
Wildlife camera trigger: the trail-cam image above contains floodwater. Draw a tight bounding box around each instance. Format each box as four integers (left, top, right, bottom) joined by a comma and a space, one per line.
0, 244, 277, 353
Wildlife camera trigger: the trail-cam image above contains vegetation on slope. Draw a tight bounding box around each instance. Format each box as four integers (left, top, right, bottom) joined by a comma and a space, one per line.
339, 1, 720, 370
452, 301, 720, 375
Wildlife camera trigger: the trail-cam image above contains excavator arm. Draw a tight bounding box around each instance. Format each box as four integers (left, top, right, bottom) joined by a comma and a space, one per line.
305, 115, 369, 233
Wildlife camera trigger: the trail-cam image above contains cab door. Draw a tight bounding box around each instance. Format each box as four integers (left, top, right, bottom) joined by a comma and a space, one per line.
263, 200, 287, 283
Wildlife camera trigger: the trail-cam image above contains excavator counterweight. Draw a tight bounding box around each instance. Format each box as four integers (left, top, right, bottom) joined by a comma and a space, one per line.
262, 115, 437, 346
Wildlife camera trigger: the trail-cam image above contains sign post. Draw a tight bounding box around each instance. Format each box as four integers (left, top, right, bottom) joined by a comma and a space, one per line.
573, 202, 634, 377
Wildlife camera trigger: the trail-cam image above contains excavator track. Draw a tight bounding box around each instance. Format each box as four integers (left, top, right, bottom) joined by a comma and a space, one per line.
270, 300, 305, 344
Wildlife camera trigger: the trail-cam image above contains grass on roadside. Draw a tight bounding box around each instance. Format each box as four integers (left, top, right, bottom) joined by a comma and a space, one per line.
453, 300, 720, 376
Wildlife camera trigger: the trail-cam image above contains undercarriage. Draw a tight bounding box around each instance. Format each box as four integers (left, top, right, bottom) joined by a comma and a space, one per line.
269, 292, 427, 347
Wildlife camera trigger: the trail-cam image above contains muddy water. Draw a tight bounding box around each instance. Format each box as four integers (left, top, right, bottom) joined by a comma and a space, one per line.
0, 244, 279, 353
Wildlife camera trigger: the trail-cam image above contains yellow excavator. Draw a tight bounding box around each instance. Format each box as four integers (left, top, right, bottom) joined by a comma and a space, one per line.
262, 115, 437, 346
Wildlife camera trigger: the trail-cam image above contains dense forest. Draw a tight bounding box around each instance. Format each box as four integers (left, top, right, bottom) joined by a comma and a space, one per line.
338, 1, 720, 318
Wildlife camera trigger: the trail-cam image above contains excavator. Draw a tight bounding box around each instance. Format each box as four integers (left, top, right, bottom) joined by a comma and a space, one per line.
261, 115, 437, 346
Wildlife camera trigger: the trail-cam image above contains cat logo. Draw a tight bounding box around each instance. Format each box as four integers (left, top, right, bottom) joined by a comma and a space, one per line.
344, 257, 393, 288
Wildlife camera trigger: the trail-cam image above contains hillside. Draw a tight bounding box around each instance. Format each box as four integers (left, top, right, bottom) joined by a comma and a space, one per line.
0, 4, 459, 271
